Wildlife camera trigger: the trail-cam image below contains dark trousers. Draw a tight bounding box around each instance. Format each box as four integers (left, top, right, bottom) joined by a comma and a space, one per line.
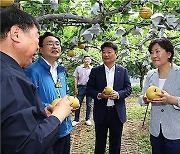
94, 107, 123, 154
150, 127, 180, 154
53, 134, 70, 154
74, 85, 92, 121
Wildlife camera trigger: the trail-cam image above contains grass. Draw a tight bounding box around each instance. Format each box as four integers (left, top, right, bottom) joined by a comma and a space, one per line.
127, 106, 148, 120
137, 134, 151, 154
126, 96, 151, 154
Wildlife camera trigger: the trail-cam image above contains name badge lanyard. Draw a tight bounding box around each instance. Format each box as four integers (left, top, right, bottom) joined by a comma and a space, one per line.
55, 76, 68, 122
55, 77, 62, 98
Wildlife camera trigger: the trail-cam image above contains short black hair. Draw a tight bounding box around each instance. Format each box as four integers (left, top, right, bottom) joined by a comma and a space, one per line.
148, 38, 174, 63
83, 55, 91, 59
0, 6, 40, 40
101, 41, 118, 53
39, 32, 61, 47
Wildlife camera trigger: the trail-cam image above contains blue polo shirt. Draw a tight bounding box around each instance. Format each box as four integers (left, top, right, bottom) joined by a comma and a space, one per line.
24, 57, 72, 138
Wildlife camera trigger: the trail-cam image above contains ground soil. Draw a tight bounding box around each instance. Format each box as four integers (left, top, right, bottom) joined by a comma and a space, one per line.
70, 98, 149, 154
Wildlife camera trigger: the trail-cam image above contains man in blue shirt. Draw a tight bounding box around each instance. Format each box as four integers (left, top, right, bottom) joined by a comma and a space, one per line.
0, 7, 72, 154
24, 32, 72, 154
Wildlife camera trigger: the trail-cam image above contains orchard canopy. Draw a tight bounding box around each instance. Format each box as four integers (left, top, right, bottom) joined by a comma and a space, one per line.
1, 0, 180, 87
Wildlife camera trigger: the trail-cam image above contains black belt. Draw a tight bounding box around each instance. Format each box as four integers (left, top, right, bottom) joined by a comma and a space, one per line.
106, 106, 115, 110
78, 85, 87, 87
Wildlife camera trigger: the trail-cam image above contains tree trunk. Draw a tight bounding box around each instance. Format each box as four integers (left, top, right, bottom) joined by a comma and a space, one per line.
139, 76, 144, 90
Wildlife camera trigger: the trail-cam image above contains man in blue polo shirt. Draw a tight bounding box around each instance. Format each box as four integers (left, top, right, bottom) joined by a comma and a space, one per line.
24, 32, 72, 154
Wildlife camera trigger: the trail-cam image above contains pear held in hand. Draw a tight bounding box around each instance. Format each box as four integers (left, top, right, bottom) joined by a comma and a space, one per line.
67, 96, 80, 109
104, 86, 113, 95
51, 98, 62, 107
146, 86, 161, 100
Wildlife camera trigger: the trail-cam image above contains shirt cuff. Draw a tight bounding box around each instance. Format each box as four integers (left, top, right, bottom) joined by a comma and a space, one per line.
117, 93, 119, 99
178, 97, 180, 107
97, 93, 102, 100
49, 115, 61, 124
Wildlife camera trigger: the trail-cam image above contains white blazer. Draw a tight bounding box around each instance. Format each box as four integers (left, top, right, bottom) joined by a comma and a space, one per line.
139, 64, 180, 140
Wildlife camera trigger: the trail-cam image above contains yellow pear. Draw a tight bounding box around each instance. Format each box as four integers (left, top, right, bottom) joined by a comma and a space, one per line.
51, 98, 62, 107
0, 0, 14, 7
146, 86, 161, 100
78, 43, 85, 49
68, 96, 80, 109
67, 50, 75, 57
104, 86, 113, 95
139, 7, 153, 19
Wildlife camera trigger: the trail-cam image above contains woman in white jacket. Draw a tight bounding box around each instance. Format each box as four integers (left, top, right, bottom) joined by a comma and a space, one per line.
138, 38, 180, 154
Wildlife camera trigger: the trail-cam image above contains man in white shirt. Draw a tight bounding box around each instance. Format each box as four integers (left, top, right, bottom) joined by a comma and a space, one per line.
72, 56, 93, 126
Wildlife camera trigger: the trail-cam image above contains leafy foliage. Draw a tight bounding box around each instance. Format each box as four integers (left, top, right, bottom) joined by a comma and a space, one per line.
12, 0, 180, 85
131, 85, 142, 96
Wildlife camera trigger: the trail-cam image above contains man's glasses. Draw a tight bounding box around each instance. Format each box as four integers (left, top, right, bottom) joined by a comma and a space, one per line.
46, 42, 61, 47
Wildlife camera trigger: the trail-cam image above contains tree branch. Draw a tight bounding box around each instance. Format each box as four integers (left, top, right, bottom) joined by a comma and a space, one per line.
36, 13, 103, 24
36, 0, 132, 24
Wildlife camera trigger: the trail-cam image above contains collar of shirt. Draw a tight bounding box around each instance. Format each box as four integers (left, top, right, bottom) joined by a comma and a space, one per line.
0, 52, 22, 71
82, 64, 92, 69
41, 57, 58, 83
104, 64, 115, 73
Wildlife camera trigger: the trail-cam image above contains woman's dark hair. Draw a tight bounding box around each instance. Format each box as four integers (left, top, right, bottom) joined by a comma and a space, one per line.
148, 38, 174, 62
0, 6, 40, 40
39, 32, 61, 47
101, 41, 118, 53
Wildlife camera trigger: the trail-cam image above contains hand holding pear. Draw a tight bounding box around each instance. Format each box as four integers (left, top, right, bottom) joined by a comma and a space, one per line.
50, 96, 80, 110
98, 86, 115, 100
146, 86, 162, 100
48, 96, 73, 122
104, 86, 113, 95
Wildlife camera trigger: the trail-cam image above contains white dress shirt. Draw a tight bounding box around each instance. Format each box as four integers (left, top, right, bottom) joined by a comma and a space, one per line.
104, 64, 115, 106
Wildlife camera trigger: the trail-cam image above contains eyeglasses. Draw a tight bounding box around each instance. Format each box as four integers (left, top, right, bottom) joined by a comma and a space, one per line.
46, 42, 61, 47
